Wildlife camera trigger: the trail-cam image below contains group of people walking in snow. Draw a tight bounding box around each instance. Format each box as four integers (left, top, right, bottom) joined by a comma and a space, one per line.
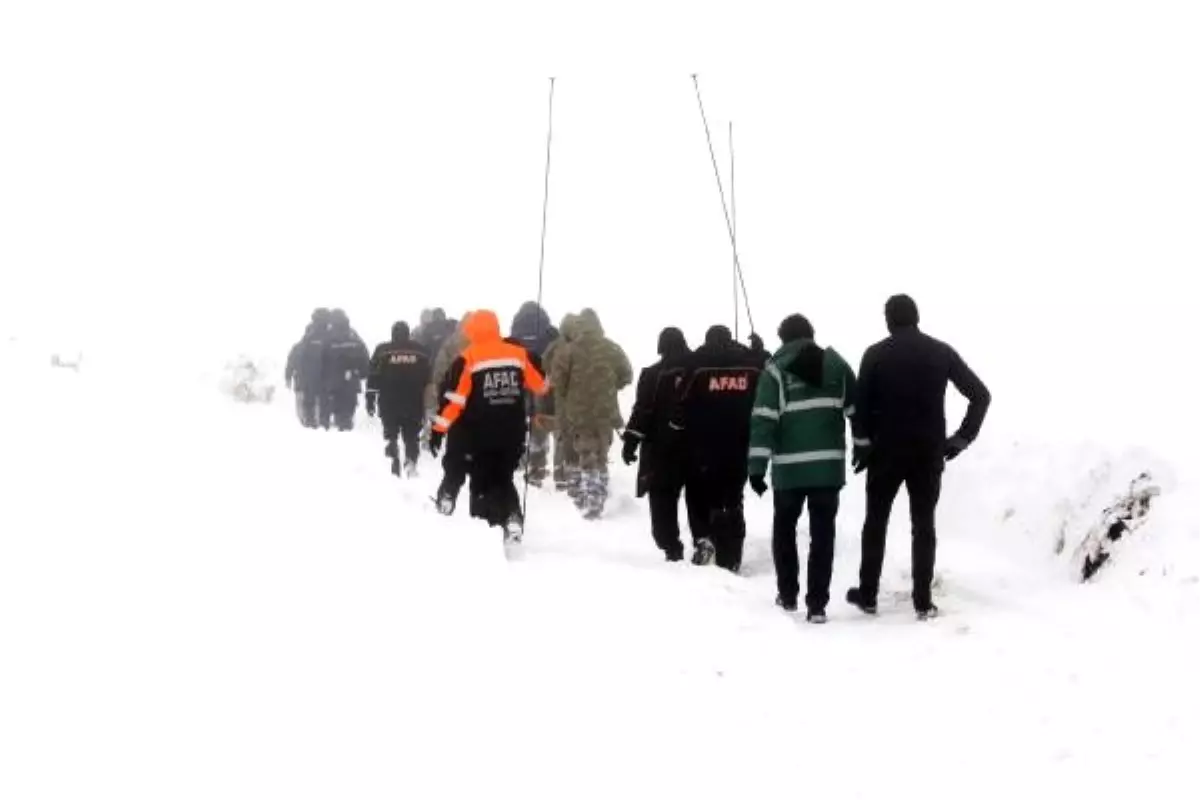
285, 293, 990, 623
621, 294, 990, 622
284, 307, 371, 431
424, 304, 633, 536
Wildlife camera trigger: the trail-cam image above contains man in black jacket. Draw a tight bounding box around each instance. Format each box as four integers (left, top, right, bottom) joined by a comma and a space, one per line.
322, 309, 371, 431
622, 327, 703, 562
670, 325, 764, 572
288, 309, 332, 429
366, 322, 432, 477
847, 295, 991, 620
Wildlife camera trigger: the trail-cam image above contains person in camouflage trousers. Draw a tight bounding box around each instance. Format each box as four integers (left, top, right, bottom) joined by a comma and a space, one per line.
552, 309, 633, 519
539, 313, 579, 493
425, 317, 471, 449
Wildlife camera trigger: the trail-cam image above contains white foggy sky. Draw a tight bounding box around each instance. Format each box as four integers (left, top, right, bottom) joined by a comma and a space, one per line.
2, 1, 1198, 443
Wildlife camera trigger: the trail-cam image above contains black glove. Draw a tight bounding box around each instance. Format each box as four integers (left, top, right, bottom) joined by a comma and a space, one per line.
748, 332, 764, 353
621, 435, 639, 466
852, 443, 871, 474
944, 435, 969, 462
429, 429, 444, 458
749, 474, 768, 497
365, 392, 377, 418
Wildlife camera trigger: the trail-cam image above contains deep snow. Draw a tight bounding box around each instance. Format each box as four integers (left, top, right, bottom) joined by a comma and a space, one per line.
2, 340, 1198, 799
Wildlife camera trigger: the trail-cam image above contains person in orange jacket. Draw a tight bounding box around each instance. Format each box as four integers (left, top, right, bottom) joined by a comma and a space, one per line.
429, 309, 547, 541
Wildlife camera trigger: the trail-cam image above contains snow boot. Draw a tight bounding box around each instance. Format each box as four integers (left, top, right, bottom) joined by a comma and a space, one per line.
846, 587, 878, 615
692, 538, 716, 567
503, 515, 524, 544
915, 604, 940, 622
775, 595, 798, 613
806, 609, 828, 624
435, 491, 456, 516
664, 543, 684, 563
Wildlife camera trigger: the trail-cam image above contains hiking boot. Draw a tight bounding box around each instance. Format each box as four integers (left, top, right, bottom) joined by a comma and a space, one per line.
692, 538, 715, 566
806, 609, 828, 624
775, 595, 798, 613
664, 543, 684, 563
846, 587, 878, 615
915, 604, 940, 622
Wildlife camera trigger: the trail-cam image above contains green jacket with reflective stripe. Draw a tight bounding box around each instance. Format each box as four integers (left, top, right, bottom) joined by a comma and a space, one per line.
747, 341, 858, 490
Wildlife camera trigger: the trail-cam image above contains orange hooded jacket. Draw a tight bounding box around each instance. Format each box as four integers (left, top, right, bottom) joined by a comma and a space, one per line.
432, 310, 547, 439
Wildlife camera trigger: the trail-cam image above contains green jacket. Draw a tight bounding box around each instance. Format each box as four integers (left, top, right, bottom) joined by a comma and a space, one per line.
748, 340, 858, 490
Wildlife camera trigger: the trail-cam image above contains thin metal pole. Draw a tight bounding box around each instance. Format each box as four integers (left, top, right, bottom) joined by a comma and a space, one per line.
521, 77, 556, 537
730, 121, 739, 340
692, 74, 755, 334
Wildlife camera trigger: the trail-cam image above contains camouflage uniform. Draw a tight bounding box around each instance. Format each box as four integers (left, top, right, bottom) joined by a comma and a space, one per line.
424, 319, 470, 448
429, 321, 470, 410
540, 314, 579, 492
552, 309, 633, 518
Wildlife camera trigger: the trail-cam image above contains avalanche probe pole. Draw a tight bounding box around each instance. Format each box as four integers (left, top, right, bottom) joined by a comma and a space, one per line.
730, 121, 740, 340
521, 77, 556, 537
692, 74, 756, 335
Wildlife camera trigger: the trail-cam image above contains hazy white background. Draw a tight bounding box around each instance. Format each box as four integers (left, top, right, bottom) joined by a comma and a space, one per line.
3, 0, 1198, 444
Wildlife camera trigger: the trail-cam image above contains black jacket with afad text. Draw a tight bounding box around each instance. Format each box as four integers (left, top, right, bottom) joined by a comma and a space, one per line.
671, 340, 763, 480
368, 330, 432, 422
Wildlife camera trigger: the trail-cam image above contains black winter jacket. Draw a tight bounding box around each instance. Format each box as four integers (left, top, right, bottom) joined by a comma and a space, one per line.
625, 351, 690, 495
323, 326, 371, 394
856, 327, 991, 455
671, 342, 763, 479
368, 336, 432, 421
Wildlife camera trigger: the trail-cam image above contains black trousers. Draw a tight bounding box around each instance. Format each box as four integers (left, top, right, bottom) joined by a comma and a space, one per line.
299, 388, 322, 428
469, 447, 523, 529
689, 465, 747, 571
381, 413, 422, 465
329, 388, 357, 431
772, 487, 841, 613
647, 478, 705, 557
436, 429, 471, 507
858, 450, 943, 610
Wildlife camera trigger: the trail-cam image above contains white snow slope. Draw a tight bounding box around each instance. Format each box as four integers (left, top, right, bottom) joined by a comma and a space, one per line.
2, 340, 1199, 800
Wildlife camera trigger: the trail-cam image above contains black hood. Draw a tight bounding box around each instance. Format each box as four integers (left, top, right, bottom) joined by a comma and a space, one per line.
392, 321, 411, 343
786, 341, 826, 386
657, 327, 689, 359
705, 325, 733, 347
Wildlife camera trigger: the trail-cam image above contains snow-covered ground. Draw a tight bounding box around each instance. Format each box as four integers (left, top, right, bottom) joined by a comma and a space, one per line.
2, 338, 1197, 799
4, 2, 1200, 797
